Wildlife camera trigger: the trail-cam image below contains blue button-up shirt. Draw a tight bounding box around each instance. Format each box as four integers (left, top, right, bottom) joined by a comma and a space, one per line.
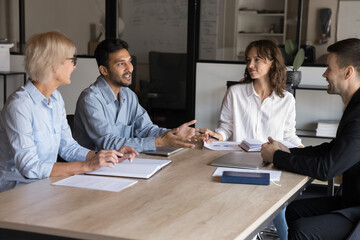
0, 81, 89, 192
74, 76, 168, 152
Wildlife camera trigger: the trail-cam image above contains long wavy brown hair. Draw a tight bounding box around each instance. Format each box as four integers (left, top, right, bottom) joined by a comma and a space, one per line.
240, 40, 286, 98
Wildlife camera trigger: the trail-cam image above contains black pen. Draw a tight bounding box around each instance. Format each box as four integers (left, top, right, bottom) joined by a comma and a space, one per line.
95, 151, 123, 158
197, 131, 220, 141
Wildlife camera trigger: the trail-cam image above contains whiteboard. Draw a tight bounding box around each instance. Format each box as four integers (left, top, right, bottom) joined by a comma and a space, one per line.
337, 1, 360, 40
122, 0, 188, 63
199, 0, 221, 60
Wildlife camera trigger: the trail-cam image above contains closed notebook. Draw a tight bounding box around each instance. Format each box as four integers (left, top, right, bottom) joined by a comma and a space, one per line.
210, 152, 264, 169
221, 171, 270, 185
142, 147, 183, 156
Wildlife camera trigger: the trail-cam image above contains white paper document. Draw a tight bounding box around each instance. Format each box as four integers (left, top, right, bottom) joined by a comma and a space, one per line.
87, 158, 172, 179
204, 141, 243, 151
212, 167, 281, 182
52, 175, 138, 192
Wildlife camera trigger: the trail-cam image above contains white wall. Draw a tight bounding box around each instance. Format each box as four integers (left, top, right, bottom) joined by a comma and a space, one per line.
195, 62, 343, 134
27, 0, 104, 55
8, 55, 98, 114
195, 62, 246, 130
58, 58, 99, 114
0, 0, 105, 54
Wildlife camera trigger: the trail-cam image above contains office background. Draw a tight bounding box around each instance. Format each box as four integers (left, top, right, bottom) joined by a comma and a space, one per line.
0, 0, 359, 141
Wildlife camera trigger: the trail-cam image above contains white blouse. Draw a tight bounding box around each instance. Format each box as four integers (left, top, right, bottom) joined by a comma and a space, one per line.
215, 82, 302, 146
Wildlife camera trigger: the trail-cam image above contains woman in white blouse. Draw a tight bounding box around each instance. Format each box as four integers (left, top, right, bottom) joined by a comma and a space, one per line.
200, 39, 302, 240
202, 39, 302, 147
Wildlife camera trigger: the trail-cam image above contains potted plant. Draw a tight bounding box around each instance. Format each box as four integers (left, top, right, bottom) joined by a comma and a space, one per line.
285, 39, 305, 88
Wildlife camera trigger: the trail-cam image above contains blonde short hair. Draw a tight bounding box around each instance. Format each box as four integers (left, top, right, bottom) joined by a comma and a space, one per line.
25, 31, 76, 82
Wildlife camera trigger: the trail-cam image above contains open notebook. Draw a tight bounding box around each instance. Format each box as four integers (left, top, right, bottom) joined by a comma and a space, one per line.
86, 158, 172, 179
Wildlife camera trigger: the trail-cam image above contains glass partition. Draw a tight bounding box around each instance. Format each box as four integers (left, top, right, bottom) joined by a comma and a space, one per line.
198, 0, 357, 65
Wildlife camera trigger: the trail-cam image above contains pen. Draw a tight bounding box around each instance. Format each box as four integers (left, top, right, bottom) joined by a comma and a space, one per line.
95, 151, 124, 158
197, 131, 220, 141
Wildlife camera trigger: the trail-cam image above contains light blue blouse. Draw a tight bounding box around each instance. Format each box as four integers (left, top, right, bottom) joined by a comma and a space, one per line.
0, 81, 89, 192
74, 76, 168, 152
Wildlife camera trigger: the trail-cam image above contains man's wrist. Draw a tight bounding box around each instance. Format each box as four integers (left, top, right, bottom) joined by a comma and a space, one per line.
273, 149, 281, 163
155, 136, 164, 147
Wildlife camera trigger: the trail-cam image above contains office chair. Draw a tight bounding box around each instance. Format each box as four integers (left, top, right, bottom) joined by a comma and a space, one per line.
146, 51, 187, 109
66, 114, 75, 136
226, 81, 241, 89
227, 79, 294, 96
57, 114, 75, 162
129, 55, 137, 91
140, 51, 187, 128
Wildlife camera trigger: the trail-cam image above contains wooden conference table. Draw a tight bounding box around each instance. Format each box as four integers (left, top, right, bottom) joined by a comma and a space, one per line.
0, 148, 311, 240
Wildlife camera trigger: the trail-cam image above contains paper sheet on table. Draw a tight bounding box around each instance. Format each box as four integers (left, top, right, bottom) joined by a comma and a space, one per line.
52, 175, 137, 192
204, 141, 242, 151
212, 167, 281, 181
87, 158, 172, 179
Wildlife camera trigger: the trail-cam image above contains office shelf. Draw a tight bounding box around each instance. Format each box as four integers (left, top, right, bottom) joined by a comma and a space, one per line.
294, 84, 328, 90
294, 85, 338, 140
296, 130, 335, 140
235, 0, 288, 60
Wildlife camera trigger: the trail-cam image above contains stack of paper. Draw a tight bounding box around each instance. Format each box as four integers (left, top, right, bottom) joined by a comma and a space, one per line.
204, 141, 242, 151
239, 139, 297, 152
52, 175, 138, 192
86, 158, 172, 179
316, 120, 339, 137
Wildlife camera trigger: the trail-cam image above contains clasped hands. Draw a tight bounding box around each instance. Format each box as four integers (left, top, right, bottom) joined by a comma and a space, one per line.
261, 137, 290, 163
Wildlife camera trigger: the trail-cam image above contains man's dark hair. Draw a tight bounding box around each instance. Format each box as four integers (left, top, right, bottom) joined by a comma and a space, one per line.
94, 39, 129, 68
327, 38, 360, 74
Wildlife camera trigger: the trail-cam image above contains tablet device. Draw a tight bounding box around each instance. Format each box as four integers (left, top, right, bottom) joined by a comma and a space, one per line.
143, 147, 184, 157
210, 152, 265, 169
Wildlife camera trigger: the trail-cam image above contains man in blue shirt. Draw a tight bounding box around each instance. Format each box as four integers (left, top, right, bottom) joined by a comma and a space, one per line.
74, 39, 197, 152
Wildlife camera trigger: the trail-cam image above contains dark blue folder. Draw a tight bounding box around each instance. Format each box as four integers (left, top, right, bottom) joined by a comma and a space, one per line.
221, 171, 270, 185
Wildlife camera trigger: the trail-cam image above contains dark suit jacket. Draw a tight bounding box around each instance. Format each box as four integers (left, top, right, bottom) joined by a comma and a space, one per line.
274, 88, 360, 222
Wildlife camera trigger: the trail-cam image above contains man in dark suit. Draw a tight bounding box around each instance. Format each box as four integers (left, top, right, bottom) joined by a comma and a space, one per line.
261, 38, 360, 239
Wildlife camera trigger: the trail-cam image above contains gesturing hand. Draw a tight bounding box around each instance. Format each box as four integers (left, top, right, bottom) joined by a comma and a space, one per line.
176, 119, 198, 140
156, 128, 196, 149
